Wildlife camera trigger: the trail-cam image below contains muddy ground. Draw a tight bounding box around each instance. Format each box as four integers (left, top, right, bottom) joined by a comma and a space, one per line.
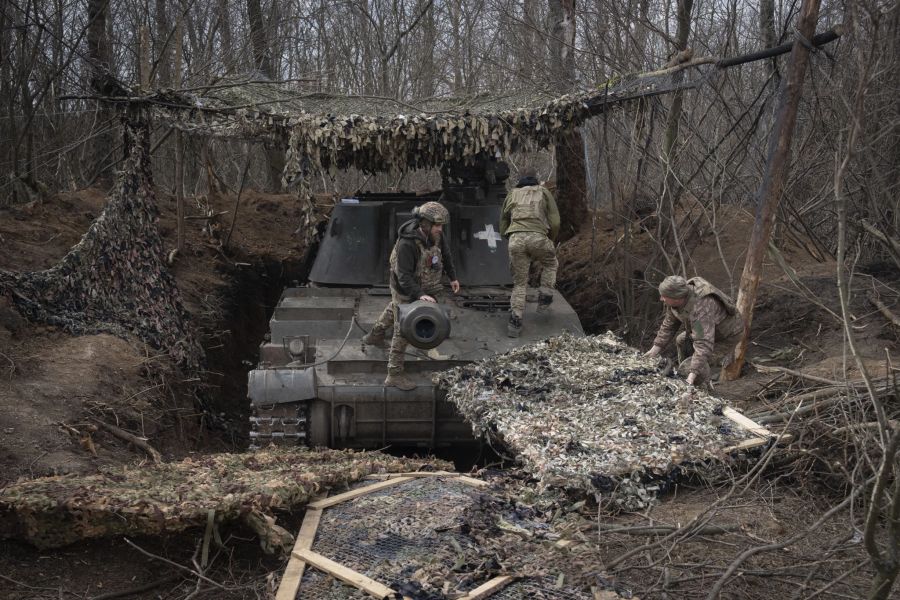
1, 187, 898, 599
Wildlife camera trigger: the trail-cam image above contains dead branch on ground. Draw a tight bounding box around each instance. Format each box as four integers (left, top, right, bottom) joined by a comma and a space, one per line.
91, 417, 163, 463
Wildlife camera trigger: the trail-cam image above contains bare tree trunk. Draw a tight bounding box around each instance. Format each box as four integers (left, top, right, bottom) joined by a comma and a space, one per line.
247, 0, 273, 77
139, 26, 151, 91
448, 2, 464, 93
87, 0, 112, 91
218, 0, 234, 71
417, 0, 436, 98
247, 0, 285, 190
174, 16, 185, 255
657, 0, 693, 254
722, 0, 822, 381
521, 0, 540, 76
87, 0, 115, 184
759, 0, 777, 71
634, 0, 652, 71
549, 0, 587, 241
154, 0, 171, 86
16, 8, 40, 192
760, 0, 787, 247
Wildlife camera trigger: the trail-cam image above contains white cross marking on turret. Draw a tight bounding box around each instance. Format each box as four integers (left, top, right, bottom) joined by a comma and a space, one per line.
474, 224, 502, 250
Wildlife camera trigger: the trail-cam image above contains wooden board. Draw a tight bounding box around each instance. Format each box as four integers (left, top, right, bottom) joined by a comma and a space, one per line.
275, 507, 322, 600
457, 475, 489, 488
366, 472, 489, 488
724, 433, 793, 453
308, 476, 414, 509
292, 548, 396, 599
365, 471, 456, 479
722, 406, 793, 452
723, 407, 774, 438
458, 575, 514, 599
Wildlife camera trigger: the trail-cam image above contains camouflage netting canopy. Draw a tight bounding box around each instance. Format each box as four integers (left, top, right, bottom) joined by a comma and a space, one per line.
143, 65, 710, 180
436, 333, 755, 511
0, 446, 451, 553
0, 116, 203, 369
0, 66, 707, 355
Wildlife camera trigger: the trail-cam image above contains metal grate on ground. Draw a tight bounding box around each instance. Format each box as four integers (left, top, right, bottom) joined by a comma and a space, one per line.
303, 475, 486, 598
276, 473, 631, 600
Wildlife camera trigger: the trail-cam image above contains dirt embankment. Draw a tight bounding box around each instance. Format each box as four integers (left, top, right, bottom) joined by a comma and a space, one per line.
556, 200, 899, 390
0, 187, 311, 486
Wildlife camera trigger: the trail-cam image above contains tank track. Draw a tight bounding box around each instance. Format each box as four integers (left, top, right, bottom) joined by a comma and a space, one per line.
249, 401, 309, 449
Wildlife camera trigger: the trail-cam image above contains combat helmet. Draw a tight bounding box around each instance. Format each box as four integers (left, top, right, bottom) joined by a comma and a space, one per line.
414, 201, 449, 224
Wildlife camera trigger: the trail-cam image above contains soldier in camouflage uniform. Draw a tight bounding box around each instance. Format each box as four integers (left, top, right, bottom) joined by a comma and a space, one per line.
645, 275, 744, 385
499, 168, 560, 337
362, 201, 460, 390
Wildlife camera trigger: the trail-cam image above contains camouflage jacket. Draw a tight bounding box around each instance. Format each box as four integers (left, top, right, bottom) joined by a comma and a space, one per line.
499, 179, 560, 240
389, 218, 455, 300
653, 277, 743, 375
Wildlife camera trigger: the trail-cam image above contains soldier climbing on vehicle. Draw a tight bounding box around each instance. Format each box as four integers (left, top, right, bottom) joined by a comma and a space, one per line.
363, 201, 460, 390
499, 168, 560, 338
644, 275, 745, 385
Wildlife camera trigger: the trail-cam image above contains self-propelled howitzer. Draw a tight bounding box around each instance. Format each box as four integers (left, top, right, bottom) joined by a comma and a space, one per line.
247, 161, 583, 449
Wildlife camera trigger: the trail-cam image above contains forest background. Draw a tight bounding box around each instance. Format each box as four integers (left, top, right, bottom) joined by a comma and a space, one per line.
1, 0, 899, 599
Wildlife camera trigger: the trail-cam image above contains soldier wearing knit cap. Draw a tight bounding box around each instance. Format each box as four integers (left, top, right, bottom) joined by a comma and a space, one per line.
645, 275, 744, 385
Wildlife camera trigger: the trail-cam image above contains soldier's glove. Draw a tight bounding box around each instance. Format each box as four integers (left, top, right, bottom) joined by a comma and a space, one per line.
656, 357, 674, 377
644, 345, 663, 358
676, 386, 698, 410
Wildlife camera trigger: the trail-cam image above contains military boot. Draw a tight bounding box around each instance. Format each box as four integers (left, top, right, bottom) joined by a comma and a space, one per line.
507, 314, 522, 338
362, 328, 387, 347
384, 370, 416, 391
537, 292, 554, 314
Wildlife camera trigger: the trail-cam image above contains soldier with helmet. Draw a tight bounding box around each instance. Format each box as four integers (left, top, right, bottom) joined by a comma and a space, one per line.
645, 275, 745, 385
363, 201, 460, 390
499, 168, 560, 338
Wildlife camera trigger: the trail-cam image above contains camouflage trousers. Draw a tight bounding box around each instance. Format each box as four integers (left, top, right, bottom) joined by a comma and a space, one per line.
675, 331, 740, 384
508, 231, 558, 319
372, 288, 445, 374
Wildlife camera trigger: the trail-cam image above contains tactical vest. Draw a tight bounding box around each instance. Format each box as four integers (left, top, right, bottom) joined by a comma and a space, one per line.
674, 277, 743, 340
508, 186, 550, 232
389, 233, 444, 299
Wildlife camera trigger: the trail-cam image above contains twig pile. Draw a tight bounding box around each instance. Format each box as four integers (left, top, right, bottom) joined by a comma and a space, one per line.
0, 447, 450, 552
436, 333, 753, 510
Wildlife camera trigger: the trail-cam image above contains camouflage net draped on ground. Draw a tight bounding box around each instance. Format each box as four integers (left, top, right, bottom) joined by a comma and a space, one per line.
436, 333, 754, 511
0, 117, 203, 369
0, 447, 451, 552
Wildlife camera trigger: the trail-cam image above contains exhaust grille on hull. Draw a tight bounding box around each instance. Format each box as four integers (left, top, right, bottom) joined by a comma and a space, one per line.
458, 294, 511, 312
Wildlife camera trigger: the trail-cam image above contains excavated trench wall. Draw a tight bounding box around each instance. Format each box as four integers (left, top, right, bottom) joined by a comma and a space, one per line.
202, 255, 307, 444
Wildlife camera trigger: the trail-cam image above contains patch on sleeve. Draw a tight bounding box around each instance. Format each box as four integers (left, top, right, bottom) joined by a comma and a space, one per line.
692, 321, 705, 338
